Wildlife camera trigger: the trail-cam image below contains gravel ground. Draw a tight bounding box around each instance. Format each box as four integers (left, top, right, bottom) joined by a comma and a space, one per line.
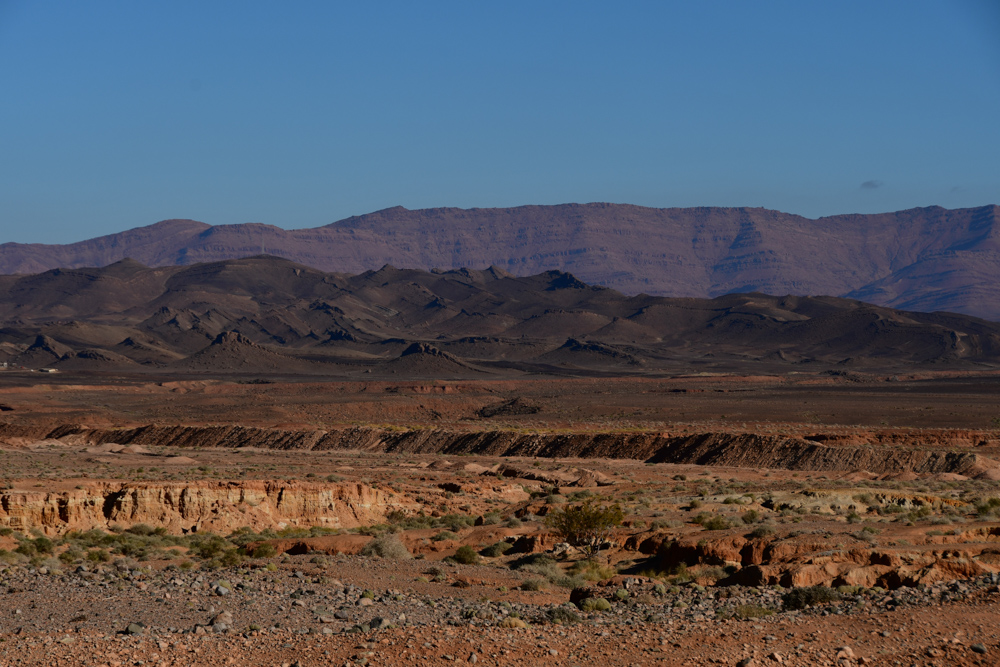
2, 555, 1000, 666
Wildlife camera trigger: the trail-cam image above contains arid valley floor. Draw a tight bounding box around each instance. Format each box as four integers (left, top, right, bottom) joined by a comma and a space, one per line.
1, 370, 1000, 666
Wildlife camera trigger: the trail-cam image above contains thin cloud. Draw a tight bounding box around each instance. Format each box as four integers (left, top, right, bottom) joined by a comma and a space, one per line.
860, 180, 883, 190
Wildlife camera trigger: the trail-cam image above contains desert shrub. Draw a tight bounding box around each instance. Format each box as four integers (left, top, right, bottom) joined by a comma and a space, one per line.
517, 560, 562, 580
480, 511, 502, 525
741, 510, 760, 524
613, 588, 629, 601
14, 541, 36, 557
698, 566, 726, 583
505, 517, 522, 529
520, 578, 548, 591
217, 548, 244, 568
480, 541, 513, 558
439, 514, 476, 532
248, 543, 277, 558
723, 497, 741, 505
734, 604, 774, 619
567, 560, 616, 581
511, 553, 556, 569
546, 606, 580, 625
781, 585, 841, 610
431, 531, 458, 542
670, 563, 693, 584
748, 524, 775, 539
449, 545, 480, 565
0, 549, 22, 565
360, 533, 411, 560
693, 514, 730, 531
33, 537, 55, 554
227, 527, 279, 547
125, 524, 167, 537
977, 497, 1000, 517
545, 498, 624, 559
59, 547, 83, 564
188, 534, 228, 560
688, 499, 702, 510
86, 549, 110, 562
579, 597, 612, 612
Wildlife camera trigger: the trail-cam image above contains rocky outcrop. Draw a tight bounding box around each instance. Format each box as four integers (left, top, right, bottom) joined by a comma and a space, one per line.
0, 481, 411, 535
4, 422, 998, 478
650, 529, 1000, 590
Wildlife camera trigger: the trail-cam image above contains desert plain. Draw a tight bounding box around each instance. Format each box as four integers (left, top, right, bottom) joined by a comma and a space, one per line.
0, 368, 999, 666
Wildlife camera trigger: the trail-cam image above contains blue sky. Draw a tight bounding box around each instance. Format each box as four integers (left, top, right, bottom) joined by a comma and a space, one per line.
1, 1, 998, 243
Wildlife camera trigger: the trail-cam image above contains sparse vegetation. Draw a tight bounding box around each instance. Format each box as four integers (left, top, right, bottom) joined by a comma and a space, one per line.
360, 533, 412, 560
579, 597, 612, 612
545, 498, 624, 559
480, 541, 513, 558
781, 585, 842, 610
449, 545, 481, 565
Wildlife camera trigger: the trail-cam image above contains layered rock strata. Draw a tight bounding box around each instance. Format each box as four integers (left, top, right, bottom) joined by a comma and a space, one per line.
2, 423, 997, 478
0, 480, 407, 535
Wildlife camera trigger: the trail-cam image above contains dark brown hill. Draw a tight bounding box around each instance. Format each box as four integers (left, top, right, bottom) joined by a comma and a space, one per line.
0, 257, 999, 376
1, 204, 998, 319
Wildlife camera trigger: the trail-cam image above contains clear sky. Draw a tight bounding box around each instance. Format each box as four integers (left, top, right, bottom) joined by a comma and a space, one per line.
1, 1, 998, 244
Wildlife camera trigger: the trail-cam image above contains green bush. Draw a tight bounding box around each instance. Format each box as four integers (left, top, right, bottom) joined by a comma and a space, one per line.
86, 549, 110, 562
431, 531, 458, 542
613, 588, 629, 601
249, 543, 278, 558
59, 548, 83, 564
781, 585, 842, 610
188, 534, 228, 560
545, 498, 624, 559
439, 514, 476, 532
694, 514, 730, 531
125, 524, 167, 537
450, 545, 480, 565
480, 541, 513, 558
579, 597, 612, 612
748, 524, 775, 538
741, 510, 760, 524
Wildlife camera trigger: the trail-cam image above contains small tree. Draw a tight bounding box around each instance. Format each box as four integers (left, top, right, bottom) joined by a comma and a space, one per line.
546, 498, 624, 560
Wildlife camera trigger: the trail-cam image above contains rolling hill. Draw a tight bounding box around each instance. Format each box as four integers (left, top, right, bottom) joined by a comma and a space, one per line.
0, 256, 998, 377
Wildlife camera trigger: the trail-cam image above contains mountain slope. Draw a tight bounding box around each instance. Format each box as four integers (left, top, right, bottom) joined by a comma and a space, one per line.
1, 204, 998, 319
0, 257, 999, 376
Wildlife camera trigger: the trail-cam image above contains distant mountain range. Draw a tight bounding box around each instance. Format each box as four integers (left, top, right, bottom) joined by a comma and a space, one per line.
2, 203, 998, 320
0, 256, 998, 376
